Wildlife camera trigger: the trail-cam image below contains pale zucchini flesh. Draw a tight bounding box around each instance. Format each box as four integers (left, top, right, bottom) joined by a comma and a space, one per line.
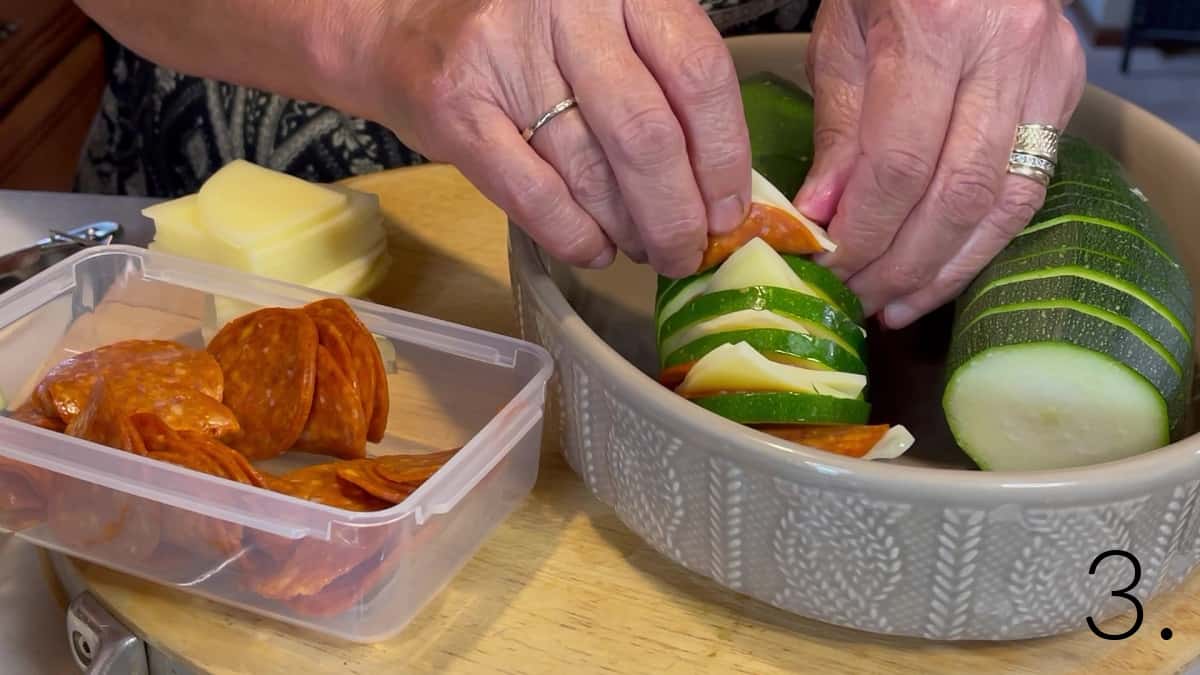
944, 343, 1169, 471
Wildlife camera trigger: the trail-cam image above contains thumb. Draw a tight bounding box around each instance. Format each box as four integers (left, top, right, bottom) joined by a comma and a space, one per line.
793, 1, 867, 225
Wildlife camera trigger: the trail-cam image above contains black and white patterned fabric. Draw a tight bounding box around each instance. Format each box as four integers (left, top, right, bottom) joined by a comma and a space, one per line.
74, 0, 812, 198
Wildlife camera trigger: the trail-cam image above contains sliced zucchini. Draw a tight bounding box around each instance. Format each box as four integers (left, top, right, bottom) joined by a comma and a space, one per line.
959, 272, 1192, 368
655, 238, 864, 333
690, 391, 871, 425
676, 342, 867, 400
661, 328, 866, 374
944, 343, 1170, 471
968, 244, 1194, 333
658, 287, 866, 359
949, 305, 1187, 426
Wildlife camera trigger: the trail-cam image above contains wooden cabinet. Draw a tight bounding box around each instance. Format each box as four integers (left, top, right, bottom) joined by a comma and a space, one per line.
0, 0, 106, 191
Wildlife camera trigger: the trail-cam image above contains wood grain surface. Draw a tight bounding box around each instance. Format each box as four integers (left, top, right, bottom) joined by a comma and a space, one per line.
70, 163, 1200, 675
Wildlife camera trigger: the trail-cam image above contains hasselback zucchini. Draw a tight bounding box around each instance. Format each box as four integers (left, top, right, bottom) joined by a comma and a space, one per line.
943, 135, 1194, 471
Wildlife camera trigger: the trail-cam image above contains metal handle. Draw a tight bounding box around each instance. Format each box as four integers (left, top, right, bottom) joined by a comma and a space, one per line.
67, 591, 148, 675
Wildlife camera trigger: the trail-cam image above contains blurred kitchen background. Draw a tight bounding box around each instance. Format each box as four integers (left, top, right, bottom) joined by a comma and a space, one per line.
1, 0, 1198, 194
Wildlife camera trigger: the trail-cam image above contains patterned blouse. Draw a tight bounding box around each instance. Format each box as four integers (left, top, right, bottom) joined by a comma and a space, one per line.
74, 0, 813, 198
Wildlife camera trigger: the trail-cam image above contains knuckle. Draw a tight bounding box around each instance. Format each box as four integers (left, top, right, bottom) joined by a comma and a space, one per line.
814, 125, 853, 155
938, 163, 1000, 224
675, 42, 739, 101
611, 106, 687, 170
1003, 1, 1053, 39
566, 153, 618, 205
695, 139, 749, 176
881, 260, 935, 295
994, 183, 1047, 233
505, 170, 566, 226
872, 147, 936, 200
642, 212, 706, 254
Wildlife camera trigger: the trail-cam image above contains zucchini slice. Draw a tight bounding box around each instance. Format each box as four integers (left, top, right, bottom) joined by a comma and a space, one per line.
658, 287, 866, 359
661, 328, 867, 374
690, 391, 871, 425
959, 270, 1192, 368
949, 305, 1188, 430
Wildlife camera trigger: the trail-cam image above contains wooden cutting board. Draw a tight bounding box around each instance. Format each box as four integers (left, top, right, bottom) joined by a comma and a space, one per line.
68, 163, 1200, 674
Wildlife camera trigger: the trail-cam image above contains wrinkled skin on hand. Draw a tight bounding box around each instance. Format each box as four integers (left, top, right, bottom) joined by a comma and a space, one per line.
794, 0, 1086, 327
359, 0, 754, 278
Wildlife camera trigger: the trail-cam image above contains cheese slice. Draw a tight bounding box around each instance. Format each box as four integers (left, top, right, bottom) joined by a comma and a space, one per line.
660, 309, 851, 359
751, 169, 837, 253
677, 342, 865, 399
863, 426, 915, 461
658, 237, 832, 330
309, 241, 391, 296
229, 187, 385, 283
198, 159, 350, 248
144, 195, 220, 262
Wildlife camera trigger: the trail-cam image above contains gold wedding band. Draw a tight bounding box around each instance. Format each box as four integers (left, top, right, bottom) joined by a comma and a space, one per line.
1007, 123, 1061, 186
521, 98, 578, 142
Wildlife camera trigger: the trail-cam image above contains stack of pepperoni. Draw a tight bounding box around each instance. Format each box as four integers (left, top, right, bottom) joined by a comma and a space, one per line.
0, 297, 459, 615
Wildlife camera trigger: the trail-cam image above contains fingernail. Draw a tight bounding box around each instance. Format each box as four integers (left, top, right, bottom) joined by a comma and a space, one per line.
709, 194, 748, 235
587, 248, 616, 269
883, 302, 917, 329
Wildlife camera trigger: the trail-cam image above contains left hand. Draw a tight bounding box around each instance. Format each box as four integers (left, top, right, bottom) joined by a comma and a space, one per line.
794, 0, 1087, 328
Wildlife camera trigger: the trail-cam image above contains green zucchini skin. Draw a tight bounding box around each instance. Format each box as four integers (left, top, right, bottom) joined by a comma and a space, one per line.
957, 276, 1192, 373
657, 286, 867, 357
689, 391, 871, 425
739, 72, 816, 201
660, 328, 867, 374
655, 254, 865, 326
979, 237, 1195, 329
948, 307, 1188, 426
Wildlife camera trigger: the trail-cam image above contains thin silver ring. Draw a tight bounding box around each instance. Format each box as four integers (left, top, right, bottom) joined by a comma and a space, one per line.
522, 98, 578, 143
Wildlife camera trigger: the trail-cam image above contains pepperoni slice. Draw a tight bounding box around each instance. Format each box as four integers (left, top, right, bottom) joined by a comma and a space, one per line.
8, 402, 65, 432
373, 449, 458, 484
269, 462, 390, 512
48, 478, 163, 563
247, 526, 390, 600
207, 308, 318, 460
65, 380, 146, 456
302, 299, 387, 442
291, 346, 367, 460
36, 340, 223, 423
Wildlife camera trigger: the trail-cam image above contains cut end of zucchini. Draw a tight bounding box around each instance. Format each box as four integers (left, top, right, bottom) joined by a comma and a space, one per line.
944, 343, 1169, 471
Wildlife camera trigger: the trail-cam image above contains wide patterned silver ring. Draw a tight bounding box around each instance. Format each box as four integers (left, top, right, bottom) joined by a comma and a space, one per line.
1007, 123, 1061, 186
521, 98, 578, 142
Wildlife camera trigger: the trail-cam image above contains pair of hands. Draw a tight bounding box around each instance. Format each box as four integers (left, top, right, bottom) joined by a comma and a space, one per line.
363, 0, 1086, 328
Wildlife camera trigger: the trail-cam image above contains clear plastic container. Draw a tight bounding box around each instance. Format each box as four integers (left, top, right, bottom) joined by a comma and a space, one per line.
0, 245, 552, 642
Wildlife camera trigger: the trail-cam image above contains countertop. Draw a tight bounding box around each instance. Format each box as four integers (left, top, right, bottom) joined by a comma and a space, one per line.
6, 173, 1200, 674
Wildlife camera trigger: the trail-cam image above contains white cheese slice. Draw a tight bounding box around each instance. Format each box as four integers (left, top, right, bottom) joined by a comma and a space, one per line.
863, 425, 916, 461
677, 342, 865, 399
197, 159, 350, 248
660, 309, 851, 360
751, 169, 837, 253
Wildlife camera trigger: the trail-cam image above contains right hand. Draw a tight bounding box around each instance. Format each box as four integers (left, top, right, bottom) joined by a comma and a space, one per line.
342, 0, 753, 278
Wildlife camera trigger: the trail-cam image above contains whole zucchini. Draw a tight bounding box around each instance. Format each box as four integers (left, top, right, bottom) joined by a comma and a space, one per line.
943, 136, 1195, 471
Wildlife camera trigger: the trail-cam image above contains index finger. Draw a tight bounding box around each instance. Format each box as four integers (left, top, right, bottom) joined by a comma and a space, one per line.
554, 3, 708, 278
626, 0, 752, 237
820, 13, 961, 280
